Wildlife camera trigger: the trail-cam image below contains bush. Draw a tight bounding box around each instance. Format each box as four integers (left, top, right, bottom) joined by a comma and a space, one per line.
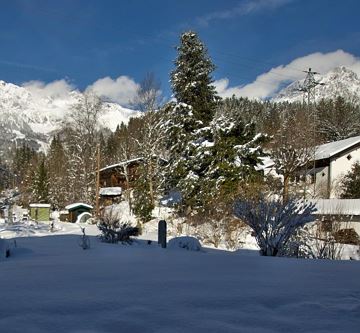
234, 197, 316, 256
97, 210, 139, 244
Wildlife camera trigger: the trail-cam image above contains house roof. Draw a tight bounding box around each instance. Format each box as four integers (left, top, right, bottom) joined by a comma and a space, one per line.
309, 199, 360, 216
260, 136, 360, 170
99, 187, 122, 196
29, 203, 51, 208
314, 135, 360, 160
100, 156, 168, 173
100, 157, 144, 172
65, 203, 93, 211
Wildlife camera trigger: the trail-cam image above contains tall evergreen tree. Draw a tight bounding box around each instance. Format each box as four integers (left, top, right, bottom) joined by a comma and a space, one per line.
341, 162, 360, 198
170, 31, 219, 125
47, 135, 68, 208
32, 158, 49, 203
165, 31, 268, 215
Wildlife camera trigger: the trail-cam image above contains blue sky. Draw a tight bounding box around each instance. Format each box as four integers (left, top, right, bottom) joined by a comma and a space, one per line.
1, 0, 360, 103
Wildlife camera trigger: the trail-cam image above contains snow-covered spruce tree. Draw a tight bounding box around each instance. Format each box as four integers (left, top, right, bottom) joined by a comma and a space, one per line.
47, 135, 69, 208
340, 162, 360, 198
164, 31, 219, 213
208, 101, 267, 201
132, 164, 154, 223
32, 158, 50, 203
234, 197, 316, 256
171, 31, 219, 125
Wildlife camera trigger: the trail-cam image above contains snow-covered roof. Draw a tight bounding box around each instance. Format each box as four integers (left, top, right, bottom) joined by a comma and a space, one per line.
29, 203, 51, 208
309, 199, 360, 216
100, 156, 168, 172
315, 135, 360, 160
99, 158, 144, 172
99, 187, 122, 196
65, 203, 93, 211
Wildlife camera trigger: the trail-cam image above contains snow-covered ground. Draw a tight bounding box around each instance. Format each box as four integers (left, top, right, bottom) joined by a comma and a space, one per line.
0, 219, 360, 332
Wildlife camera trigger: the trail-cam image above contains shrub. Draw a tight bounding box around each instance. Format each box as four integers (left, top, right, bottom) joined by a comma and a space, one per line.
97, 210, 139, 244
234, 197, 316, 256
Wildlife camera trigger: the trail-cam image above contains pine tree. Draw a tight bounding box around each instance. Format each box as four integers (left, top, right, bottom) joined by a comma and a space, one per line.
47, 135, 68, 208
133, 164, 154, 223
171, 31, 219, 125
341, 162, 360, 198
32, 158, 49, 203
164, 32, 269, 215
164, 31, 221, 213
208, 104, 267, 201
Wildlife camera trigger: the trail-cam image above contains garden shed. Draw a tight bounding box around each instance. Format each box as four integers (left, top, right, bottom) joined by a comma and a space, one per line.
29, 203, 51, 222
65, 203, 93, 223
99, 187, 122, 206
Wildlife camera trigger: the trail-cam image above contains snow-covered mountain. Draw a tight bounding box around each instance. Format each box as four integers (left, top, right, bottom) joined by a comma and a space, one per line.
0, 80, 139, 155
273, 66, 360, 103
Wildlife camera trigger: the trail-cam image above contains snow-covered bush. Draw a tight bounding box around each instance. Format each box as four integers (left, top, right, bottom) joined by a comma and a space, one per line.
234, 197, 316, 256
97, 209, 139, 244
168, 236, 202, 251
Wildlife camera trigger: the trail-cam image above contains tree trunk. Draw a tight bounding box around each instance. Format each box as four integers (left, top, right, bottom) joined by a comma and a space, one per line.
283, 174, 290, 203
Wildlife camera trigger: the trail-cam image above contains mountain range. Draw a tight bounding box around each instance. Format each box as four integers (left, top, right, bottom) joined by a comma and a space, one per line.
0, 81, 139, 159
0, 66, 359, 159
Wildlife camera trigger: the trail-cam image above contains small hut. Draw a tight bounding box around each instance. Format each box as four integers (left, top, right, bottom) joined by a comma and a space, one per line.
99, 187, 122, 206
65, 203, 93, 223
29, 203, 51, 222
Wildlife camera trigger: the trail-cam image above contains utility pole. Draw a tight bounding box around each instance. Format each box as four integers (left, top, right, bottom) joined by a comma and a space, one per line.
95, 144, 101, 218
298, 68, 324, 105
297, 68, 325, 197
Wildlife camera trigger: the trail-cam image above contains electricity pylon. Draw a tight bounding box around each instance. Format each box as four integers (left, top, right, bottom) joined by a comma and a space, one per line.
296, 68, 325, 198
298, 68, 325, 105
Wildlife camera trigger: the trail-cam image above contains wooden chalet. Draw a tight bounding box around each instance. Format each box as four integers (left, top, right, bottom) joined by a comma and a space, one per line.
99, 157, 167, 190
100, 158, 143, 189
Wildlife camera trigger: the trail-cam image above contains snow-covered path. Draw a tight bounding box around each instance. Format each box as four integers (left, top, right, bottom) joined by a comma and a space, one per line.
0, 223, 360, 332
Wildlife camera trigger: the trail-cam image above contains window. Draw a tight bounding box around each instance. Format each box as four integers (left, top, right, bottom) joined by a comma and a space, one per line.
347, 154, 352, 161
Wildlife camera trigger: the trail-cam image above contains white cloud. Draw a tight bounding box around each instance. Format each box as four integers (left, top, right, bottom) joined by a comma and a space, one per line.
215, 49, 360, 100
86, 76, 139, 105
197, 0, 293, 26
22, 79, 74, 99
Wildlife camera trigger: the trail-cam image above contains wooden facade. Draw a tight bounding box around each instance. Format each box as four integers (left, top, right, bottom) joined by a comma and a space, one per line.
99, 158, 143, 189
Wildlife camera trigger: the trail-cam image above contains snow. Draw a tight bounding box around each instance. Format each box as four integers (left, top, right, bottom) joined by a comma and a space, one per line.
314, 135, 360, 160
168, 236, 202, 251
99, 187, 122, 196
0, 219, 359, 332
65, 203, 93, 210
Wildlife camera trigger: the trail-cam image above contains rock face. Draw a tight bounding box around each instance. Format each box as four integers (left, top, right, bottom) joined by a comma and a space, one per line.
273, 66, 360, 103
0, 80, 139, 157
